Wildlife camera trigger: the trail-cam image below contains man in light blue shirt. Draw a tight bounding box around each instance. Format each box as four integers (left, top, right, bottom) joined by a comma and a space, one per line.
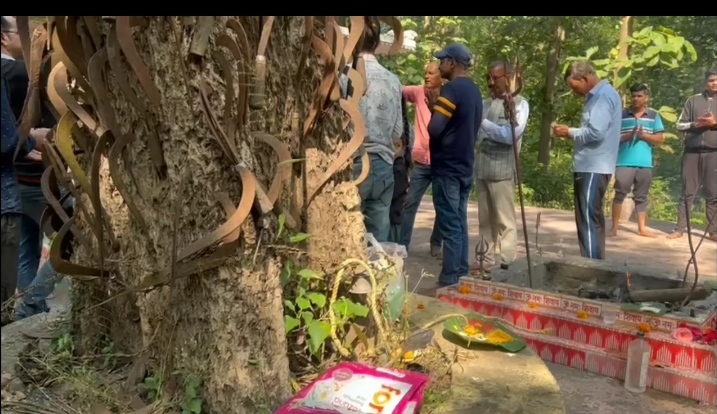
610, 83, 664, 238
553, 60, 622, 260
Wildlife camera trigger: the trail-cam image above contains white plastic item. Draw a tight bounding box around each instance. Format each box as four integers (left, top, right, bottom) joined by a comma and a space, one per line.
366, 233, 407, 322
38, 235, 51, 270
624, 332, 651, 393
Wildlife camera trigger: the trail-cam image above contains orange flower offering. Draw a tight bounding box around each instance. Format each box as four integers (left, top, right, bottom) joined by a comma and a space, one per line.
463, 325, 480, 336
458, 284, 472, 294
637, 323, 652, 333
577, 310, 589, 320
492, 293, 504, 301
416, 302, 425, 310
528, 301, 538, 309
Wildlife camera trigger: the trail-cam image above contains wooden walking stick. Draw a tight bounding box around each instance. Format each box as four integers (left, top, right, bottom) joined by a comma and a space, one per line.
504, 58, 533, 288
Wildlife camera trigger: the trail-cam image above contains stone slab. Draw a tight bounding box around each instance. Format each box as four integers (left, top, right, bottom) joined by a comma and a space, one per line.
408, 295, 567, 414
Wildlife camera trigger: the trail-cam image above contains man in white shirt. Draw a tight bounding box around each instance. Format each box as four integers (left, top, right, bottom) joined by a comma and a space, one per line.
471, 60, 529, 274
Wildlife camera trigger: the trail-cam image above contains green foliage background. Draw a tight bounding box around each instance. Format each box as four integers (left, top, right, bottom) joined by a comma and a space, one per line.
379, 16, 716, 225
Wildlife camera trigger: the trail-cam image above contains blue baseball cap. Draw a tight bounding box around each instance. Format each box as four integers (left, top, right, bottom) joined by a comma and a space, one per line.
434, 43, 473, 67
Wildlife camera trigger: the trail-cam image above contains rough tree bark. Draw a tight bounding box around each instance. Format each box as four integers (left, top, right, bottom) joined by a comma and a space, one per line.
45, 16, 364, 413
537, 18, 565, 167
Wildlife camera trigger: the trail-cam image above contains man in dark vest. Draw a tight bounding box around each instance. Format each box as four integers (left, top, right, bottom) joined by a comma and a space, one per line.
668, 69, 717, 242
471, 61, 529, 274
2, 16, 61, 319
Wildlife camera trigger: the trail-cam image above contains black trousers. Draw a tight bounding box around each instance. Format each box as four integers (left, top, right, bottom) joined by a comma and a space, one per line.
573, 173, 611, 260
675, 151, 717, 234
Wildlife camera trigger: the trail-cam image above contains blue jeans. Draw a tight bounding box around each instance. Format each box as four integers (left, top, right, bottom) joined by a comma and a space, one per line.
433, 175, 473, 285
16, 184, 62, 320
354, 154, 394, 242
18, 184, 49, 291
400, 162, 442, 249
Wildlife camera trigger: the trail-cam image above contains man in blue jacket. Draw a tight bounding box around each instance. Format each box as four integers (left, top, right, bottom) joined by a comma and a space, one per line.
553, 60, 622, 260
428, 43, 483, 285
1, 77, 47, 321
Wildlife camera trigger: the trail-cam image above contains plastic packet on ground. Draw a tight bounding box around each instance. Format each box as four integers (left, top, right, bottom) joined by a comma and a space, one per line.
365, 234, 407, 321
275, 362, 429, 414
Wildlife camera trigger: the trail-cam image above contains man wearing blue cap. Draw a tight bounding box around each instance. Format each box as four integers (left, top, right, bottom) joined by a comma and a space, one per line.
428, 43, 483, 286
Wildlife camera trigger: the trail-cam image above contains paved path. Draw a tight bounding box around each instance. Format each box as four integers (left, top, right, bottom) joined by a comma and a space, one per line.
404, 196, 716, 414
405, 196, 716, 295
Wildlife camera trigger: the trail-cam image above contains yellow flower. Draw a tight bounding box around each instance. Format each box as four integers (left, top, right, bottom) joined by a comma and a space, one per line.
577, 310, 589, 320
486, 329, 513, 345
637, 323, 652, 334
492, 293, 504, 301
528, 301, 538, 309
402, 351, 416, 362
458, 285, 472, 294
416, 303, 425, 310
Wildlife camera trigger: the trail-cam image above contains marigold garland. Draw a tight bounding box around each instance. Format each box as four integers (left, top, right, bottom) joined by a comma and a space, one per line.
577, 310, 589, 320
637, 322, 652, 333
492, 293, 504, 301
458, 284, 472, 294
528, 301, 538, 309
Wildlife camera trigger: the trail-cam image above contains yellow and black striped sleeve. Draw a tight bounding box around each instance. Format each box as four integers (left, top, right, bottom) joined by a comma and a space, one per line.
433, 96, 456, 119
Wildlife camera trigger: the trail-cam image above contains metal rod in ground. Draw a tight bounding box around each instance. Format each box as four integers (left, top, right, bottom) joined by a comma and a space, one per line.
505, 96, 533, 288
512, 136, 533, 288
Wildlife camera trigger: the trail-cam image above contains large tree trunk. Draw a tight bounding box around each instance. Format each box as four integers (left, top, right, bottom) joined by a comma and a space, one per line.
42, 16, 364, 413
537, 18, 565, 167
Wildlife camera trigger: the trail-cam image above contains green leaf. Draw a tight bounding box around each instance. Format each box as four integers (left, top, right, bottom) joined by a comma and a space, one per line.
649, 32, 665, 46
670, 36, 685, 50
301, 311, 314, 325
614, 69, 632, 89
306, 292, 327, 308
647, 55, 660, 67
307, 320, 331, 355
584, 46, 599, 59
296, 297, 311, 310
186, 398, 202, 414
284, 300, 295, 312
284, 316, 300, 334
332, 298, 370, 319
277, 214, 286, 237
297, 268, 322, 280
658, 106, 678, 123
637, 26, 652, 37
656, 26, 675, 36
643, 45, 661, 59
289, 233, 312, 243
281, 261, 293, 288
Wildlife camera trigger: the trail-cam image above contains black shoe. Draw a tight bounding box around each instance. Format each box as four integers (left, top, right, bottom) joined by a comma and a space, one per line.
500, 264, 509, 270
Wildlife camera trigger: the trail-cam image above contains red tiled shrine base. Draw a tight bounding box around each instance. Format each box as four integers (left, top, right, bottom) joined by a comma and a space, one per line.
437, 283, 717, 405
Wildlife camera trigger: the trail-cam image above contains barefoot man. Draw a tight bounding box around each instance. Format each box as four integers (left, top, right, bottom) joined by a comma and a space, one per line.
610, 83, 665, 238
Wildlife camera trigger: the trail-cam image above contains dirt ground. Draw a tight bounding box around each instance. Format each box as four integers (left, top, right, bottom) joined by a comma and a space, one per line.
405, 195, 717, 295
404, 196, 717, 414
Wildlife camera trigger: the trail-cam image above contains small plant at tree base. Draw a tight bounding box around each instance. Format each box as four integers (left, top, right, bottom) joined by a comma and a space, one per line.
180, 374, 204, 414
